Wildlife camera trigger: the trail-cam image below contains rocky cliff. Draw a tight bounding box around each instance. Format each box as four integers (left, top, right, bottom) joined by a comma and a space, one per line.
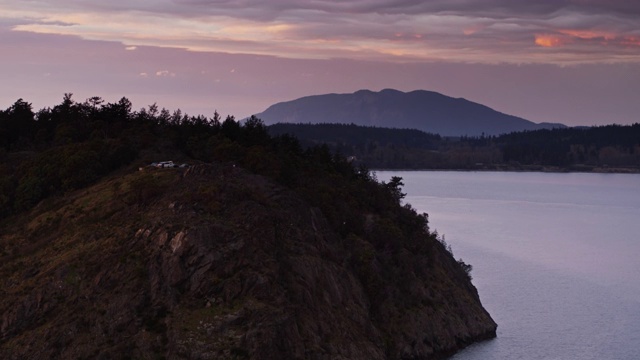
0, 163, 496, 359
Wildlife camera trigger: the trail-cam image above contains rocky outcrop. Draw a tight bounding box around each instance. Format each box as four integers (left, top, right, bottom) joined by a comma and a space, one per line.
0, 163, 496, 359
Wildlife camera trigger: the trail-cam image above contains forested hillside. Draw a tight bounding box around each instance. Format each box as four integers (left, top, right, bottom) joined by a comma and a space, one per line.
0, 95, 496, 359
0, 95, 302, 217
269, 123, 640, 171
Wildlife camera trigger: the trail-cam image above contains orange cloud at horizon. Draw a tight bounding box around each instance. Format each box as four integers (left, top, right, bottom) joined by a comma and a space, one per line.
534, 34, 566, 47
559, 29, 616, 40
548, 29, 640, 47
534, 30, 640, 48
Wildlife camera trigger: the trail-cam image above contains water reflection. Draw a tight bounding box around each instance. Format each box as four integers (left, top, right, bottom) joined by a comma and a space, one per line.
377, 171, 640, 360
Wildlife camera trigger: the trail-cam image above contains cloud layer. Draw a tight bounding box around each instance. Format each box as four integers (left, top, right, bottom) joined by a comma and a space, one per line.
3, 0, 640, 64
1, 1, 639, 126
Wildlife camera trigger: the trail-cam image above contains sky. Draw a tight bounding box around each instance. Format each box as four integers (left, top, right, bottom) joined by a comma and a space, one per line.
1, 0, 640, 126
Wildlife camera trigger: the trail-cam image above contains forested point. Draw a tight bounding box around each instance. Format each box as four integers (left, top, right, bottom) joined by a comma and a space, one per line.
0, 95, 411, 227
269, 122, 640, 171
3, 94, 637, 220
0, 95, 497, 359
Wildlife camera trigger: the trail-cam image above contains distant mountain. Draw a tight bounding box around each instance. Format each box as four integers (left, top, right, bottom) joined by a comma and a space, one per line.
254, 89, 566, 136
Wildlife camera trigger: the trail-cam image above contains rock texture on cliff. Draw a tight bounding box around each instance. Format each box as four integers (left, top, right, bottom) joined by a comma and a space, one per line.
0, 163, 496, 359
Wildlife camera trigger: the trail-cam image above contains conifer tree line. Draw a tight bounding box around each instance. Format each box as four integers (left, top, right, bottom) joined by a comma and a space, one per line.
2, 94, 638, 221
0, 94, 418, 240
269, 122, 640, 170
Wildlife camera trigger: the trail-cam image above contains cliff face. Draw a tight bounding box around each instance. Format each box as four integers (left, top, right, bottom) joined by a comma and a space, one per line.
0, 163, 496, 359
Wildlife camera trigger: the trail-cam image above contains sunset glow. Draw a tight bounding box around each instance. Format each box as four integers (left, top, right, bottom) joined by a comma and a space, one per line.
1, 0, 639, 126
560, 29, 617, 40
535, 35, 567, 48
4, 1, 639, 64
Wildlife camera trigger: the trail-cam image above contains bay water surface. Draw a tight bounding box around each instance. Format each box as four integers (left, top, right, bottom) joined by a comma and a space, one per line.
376, 171, 640, 360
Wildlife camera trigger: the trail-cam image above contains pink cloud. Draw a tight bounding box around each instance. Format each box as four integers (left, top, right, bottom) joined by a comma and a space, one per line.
2, 0, 639, 64
1, 2, 640, 127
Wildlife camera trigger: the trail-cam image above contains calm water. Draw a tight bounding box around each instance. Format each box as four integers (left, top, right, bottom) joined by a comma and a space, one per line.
377, 171, 640, 360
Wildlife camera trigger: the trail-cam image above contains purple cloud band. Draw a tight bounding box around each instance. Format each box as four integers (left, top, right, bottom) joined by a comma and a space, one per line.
2, 0, 640, 64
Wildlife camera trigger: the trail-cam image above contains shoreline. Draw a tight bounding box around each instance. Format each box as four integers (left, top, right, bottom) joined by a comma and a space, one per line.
371, 165, 640, 174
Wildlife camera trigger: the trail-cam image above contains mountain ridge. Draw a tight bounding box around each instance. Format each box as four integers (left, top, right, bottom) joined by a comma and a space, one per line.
255, 89, 566, 136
